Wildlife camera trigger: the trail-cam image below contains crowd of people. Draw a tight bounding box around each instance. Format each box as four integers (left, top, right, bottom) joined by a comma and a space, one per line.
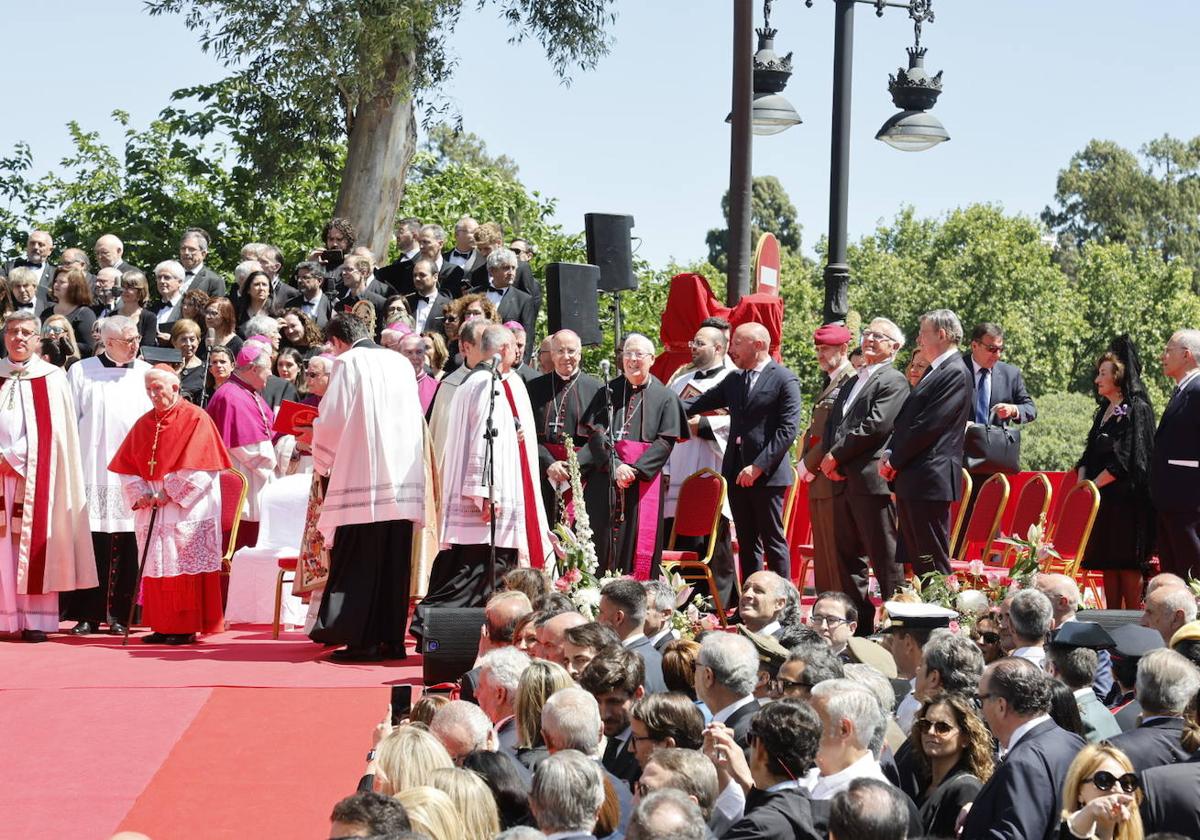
3, 218, 1200, 840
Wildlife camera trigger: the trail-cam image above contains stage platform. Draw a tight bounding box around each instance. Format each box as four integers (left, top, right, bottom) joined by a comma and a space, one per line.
0, 626, 424, 840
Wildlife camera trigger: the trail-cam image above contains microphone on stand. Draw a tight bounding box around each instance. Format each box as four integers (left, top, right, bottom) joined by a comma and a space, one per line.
491, 353, 502, 377
206, 328, 216, 351
600, 358, 611, 379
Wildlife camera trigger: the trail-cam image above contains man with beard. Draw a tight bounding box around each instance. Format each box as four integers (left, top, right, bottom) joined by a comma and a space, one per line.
663, 325, 736, 608
61, 316, 153, 635
528, 329, 603, 527
580, 333, 687, 578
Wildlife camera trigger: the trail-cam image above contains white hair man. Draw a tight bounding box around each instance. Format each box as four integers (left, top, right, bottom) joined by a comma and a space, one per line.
459, 589, 532, 705
642, 579, 678, 652
881, 308, 973, 577
530, 750, 605, 839
60, 316, 153, 636
3, 230, 55, 311
94, 234, 137, 276
531, 328, 604, 528
581, 332, 687, 576
542, 687, 633, 830
1153, 328, 1200, 580
477, 645, 532, 754
1006, 588, 1054, 668
808, 679, 889, 800
109, 366, 232, 644
0, 311, 96, 641
664, 324, 737, 607
1110, 648, 1200, 770
430, 699, 496, 762
627, 788, 708, 840
1141, 583, 1198, 644
153, 259, 186, 342
204, 339, 277, 550
474, 248, 536, 357
424, 324, 551, 624
1035, 572, 1115, 701
683, 322, 802, 583
92, 266, 123, 316
694, 632, 761, 747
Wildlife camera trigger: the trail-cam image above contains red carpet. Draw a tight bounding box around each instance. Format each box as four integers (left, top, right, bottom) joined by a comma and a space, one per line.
0, 626, 425, 840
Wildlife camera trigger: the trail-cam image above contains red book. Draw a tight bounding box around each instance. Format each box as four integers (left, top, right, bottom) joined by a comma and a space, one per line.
273, 400, 319, 437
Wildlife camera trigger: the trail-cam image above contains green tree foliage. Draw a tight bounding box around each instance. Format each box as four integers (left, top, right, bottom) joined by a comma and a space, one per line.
417, 124, 519, 181
706, 176, 803, 272
1018, 391, 1097, 472
1043, 135, 1200, 288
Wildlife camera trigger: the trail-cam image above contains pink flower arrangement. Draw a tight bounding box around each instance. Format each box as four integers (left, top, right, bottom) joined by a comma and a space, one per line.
946, 574, 961, 593
554, 567, 582, 592
967, 559, 986, 577
949, 620, 961, 635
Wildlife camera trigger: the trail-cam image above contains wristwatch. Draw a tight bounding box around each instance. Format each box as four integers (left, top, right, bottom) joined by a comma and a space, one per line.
366, 749, 377, 762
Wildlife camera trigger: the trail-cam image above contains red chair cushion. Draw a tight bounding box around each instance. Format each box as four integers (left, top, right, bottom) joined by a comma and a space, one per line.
661, 550, 699, 563
277, 557, 298, 571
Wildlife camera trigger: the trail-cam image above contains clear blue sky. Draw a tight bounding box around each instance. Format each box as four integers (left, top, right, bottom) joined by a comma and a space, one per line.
5, 1, 1200, 266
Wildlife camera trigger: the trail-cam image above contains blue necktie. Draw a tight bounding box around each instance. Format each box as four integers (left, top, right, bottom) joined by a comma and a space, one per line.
975, 368, 990, 424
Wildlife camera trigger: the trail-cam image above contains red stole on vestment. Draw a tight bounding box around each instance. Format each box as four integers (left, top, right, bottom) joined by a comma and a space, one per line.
500, 378, 546, 568
614, 439, 659, 581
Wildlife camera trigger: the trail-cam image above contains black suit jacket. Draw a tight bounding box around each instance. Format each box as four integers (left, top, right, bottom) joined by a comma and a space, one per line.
959, 719, 1085, 840
184, 264, 228, 297
825, 365, 910, 496
469, 260, 541, 304
1107, 716, 1192, 770
379, 257, 464, 298
889, 353, 974, 501
718, 698, 762, 749
1151, 373, 1200, 513
685, 361, 802, 487
963, 353, 1037, 424
3, 259, 56, 312
472, 284, 538, 360
722, 785, 823, 840
602, 733, 641, 787
406, 289, 454, 336
1140, 752, 1200, 837
296, 293, 333, 329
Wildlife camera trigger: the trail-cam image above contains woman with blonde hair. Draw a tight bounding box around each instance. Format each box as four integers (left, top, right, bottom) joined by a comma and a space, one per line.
429, 767, 500, 840
394, 785, 461, 840
910, 692, 995, 838
1059, 743, 1143, 840
514, 659, 573, 770
373, 724, 453, 795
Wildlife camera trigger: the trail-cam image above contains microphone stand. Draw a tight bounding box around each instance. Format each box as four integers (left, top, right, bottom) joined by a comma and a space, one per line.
600, 361, 621, 572
484, 357, 500, 594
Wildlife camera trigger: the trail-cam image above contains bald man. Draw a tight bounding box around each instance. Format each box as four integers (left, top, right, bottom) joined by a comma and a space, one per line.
528, 329, 604, 527
94, 233, 139, 276
684, 322, 801, 581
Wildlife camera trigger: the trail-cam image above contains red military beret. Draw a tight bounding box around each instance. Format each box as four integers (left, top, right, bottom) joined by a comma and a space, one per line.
813, 323, 852, 346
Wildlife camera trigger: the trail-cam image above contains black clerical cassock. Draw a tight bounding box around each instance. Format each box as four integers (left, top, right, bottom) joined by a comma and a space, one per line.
528, 369, 604, 526
580, 374, 688, 578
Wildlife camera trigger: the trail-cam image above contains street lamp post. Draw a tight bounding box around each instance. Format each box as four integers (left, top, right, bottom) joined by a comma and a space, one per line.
811, 0, 947, 324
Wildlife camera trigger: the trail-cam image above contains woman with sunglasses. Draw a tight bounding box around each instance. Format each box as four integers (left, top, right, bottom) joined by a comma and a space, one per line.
909, 692, 994, 839
1059, 743, 1143, 840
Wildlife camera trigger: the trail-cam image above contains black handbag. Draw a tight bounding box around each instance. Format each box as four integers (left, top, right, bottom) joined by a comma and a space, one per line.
964, 414, 1021, 474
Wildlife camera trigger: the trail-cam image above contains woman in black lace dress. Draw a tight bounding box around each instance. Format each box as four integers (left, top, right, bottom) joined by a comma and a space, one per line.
1075, 336, 1156, 609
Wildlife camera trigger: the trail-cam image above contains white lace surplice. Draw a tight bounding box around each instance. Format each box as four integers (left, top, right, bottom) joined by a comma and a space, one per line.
120, 469, 223, 578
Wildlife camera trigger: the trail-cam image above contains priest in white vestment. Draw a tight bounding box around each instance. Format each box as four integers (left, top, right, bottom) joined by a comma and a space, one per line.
61, 315, 152, 635
664, 325, 737, 608
412, 325, 552, 643
306, 314, 425, 662
0, 311, 97, 641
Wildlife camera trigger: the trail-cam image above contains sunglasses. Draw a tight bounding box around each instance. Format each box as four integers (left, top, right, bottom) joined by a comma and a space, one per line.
978, 631, 1000, 645
1084, 771, 1139, 794
914, 718, 958, 736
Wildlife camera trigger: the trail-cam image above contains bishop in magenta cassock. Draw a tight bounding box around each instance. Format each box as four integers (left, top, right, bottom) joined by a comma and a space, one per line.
0, 312, 96, 641
108, 366, 231, 644
580, 333, 688, 579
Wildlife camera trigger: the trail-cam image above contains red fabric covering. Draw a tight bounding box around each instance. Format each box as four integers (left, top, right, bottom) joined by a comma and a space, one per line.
652, 273, 730, 383
651, 274, 785, 382
27, 375, 51, 593
142, 571, 224, 634
109, 399, 232, 481
501, 378, 546, 568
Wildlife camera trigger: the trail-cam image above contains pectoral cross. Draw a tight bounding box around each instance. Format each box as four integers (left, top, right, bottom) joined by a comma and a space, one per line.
5, 370, 24, 411
147, 454, 158, 475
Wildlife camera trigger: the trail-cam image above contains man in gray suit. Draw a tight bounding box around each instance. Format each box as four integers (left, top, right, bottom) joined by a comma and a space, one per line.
531, 749, 606, 840
177, 229, 228, 297
821, 318, 910, 628
1045, 624, 1120, 743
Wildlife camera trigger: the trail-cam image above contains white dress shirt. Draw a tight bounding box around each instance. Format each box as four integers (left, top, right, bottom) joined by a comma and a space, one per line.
809, 752, 888, 800
1002, 713, 1052, 756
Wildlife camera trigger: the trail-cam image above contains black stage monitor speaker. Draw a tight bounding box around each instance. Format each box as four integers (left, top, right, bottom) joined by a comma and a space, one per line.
419, 606, 485, 686
584, 213, 638, 292
547, 263, 603, 347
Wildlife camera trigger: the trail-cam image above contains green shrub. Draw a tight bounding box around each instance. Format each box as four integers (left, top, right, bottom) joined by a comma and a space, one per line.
1019, 391, 1098, 472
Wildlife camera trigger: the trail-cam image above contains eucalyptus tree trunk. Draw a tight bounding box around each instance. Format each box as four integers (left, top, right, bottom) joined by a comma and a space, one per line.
333, 47, 418, 261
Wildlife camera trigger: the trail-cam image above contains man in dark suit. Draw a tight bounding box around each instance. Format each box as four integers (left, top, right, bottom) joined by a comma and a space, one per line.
685, 322, 801, 581
1109, 647, 1199, 770
2, 229, 56, 312
1151, 329, 1200, 579
378, 223, 464, 297
960, 657, 1086, 840
93, 233, 139, 278
334, 254, 387, 328
152, 260, 186, 342
579, 646, 646, 787
821, 318, 910, 622
475, 646, 532, 757
444, 216, 482, 275
257, 243, 303, 311
177, 229, 228, 296
882, 309, 974, 576
466, 222, 542, 303
598, 578, 667, 693
459, 589, 533, 704
473, 248, 537, 361
798, 324, 856, 595
696, 631, 761, 748
1139, 752, 1200, 837
404, 257, 453, 336
294, 261, 333, 328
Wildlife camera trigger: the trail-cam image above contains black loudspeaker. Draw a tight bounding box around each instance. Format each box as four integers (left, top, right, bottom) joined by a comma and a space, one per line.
584, 213, 638, 292
547, 263, 603, 346
419, 607, 485, 685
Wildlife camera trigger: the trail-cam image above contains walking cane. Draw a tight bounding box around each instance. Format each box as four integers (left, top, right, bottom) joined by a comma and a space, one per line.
123, 501, 161, 647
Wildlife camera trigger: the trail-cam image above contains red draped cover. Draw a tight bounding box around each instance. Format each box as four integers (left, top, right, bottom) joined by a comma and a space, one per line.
651, 273, 783, 382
